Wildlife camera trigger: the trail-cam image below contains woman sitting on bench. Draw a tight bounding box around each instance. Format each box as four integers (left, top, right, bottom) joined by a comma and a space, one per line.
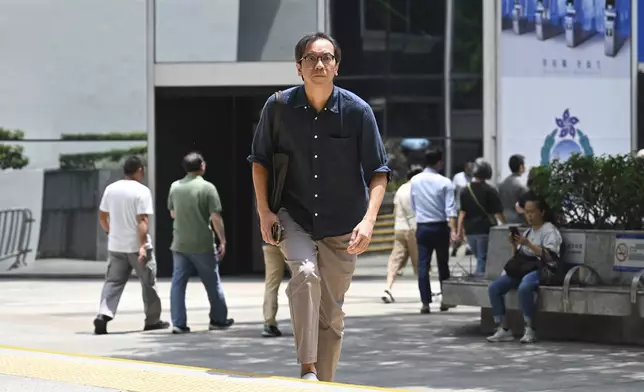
487, 193, 562, 344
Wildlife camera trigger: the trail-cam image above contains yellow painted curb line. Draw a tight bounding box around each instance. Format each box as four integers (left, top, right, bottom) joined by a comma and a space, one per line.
0, 345, 410, 391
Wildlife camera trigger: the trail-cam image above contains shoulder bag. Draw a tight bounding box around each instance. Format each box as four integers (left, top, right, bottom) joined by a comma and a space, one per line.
269, 91, 288, 243
269, 91, 289, 214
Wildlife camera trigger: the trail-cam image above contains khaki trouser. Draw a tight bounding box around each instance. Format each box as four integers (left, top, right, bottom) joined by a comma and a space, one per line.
386, 229, 418, 289
278, 209, 356, 382
99, 250, 161, 325
263, 244, 287, 326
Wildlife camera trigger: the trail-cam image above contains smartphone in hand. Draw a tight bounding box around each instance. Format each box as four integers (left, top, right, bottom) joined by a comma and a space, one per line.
509, 226, 520, 237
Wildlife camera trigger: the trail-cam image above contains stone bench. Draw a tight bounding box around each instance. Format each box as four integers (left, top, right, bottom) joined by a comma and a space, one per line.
442, 226, 644, 345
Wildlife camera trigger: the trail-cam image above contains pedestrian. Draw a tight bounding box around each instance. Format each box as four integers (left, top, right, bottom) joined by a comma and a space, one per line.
381, 167, 422, 304
457, 160, 506, 276
167, 152, 234, 334
248, 32, 390, 382
94, 156, 169, 335
451, 162, 475, 257
410, 147, 458, 314
498, 154, 528, 224
261, 242, 286, 337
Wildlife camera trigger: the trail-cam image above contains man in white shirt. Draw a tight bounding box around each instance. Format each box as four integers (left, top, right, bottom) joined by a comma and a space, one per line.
94, 156, 169, 335
381, 168, 422, 303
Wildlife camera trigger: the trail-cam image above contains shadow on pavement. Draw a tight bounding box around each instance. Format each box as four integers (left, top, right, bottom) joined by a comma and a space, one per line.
109, 310, 644, 391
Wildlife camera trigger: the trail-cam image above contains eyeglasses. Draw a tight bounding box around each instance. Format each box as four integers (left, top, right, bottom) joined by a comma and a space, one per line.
300, 53, 336, 66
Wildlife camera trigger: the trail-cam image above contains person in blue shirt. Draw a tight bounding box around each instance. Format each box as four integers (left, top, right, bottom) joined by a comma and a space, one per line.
410, 147, 458, 314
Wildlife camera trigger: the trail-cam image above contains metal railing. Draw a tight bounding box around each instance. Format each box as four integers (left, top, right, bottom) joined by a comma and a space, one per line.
0, 208, 35, 270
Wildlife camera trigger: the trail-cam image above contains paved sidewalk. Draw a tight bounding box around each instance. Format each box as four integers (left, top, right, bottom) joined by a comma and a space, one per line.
1, 253, 644, 391
0, 250, 477, 279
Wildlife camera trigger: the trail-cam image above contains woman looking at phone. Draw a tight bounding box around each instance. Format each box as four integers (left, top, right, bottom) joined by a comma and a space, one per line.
486, 194, 562, 344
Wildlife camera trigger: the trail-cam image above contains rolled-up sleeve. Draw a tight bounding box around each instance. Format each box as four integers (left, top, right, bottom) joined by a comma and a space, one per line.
444, 182, 457, 218
359, 105, 391, 185
247, 95, 276, 169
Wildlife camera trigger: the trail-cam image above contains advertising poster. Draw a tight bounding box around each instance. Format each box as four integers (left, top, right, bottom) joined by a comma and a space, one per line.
639, 0, 643, 63
499, 0, 632, 178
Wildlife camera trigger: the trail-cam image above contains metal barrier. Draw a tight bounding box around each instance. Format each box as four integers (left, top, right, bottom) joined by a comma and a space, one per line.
0, 209, 35, 270
562, 264, 601, 312
630, 270, 644, 317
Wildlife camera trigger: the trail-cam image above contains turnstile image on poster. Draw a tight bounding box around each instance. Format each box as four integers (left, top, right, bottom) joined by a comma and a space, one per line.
563, 0, 597, 48
535, 0, 564, 40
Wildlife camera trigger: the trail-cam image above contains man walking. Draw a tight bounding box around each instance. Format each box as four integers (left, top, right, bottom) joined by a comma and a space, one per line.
94, 156, 169, 335
451, 162, 474, 257
381, 167, 422, 304
168, 152, 234, 334
248, 32, 390, 382
261, 242, 286, 337
411, 147, 457, 314
498, 154, 528, 224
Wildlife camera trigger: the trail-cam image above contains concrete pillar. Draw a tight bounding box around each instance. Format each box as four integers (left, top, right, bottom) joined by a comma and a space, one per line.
482, 1, 499, 182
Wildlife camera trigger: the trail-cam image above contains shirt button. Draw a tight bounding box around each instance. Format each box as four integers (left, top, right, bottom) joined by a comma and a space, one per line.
314, 194, 318, 198
315, 213, 318, 217
314, 155, 318, 158
314, 175, 318, 178
314, 135, 318, 139
314, 117, 318, 121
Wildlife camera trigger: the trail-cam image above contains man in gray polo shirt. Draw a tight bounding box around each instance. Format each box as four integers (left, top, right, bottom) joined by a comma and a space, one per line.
498, 154, 528, 224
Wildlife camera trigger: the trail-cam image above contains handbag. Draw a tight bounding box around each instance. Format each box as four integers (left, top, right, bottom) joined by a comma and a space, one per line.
269, 91, 289, 214
538, 246, 566, 286
504, 252, 541, 279
466, 183, 496, 226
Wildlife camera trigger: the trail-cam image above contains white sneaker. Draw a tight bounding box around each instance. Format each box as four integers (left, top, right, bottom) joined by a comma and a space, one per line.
520, 327, 537, 344
301, 372, 319, 381
487, 327, 514, 342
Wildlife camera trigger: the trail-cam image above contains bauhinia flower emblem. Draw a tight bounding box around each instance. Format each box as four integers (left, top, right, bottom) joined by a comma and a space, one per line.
555, 108, 579, 138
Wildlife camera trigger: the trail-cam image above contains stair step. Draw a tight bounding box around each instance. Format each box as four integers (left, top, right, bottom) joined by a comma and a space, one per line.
373, 229, 394, 236
377, 213, 395, 220
374, 221, 394, 228
370, 237, 394, 245
365, 245, 394, 253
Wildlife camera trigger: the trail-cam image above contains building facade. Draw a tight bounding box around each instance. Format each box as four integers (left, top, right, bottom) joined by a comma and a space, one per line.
0, 0, 484, 277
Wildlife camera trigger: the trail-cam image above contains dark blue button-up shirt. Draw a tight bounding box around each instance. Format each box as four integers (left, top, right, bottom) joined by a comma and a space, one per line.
248, 85, 390, 240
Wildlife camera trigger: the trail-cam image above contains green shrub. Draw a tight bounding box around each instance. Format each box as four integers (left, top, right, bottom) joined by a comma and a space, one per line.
59, 146, 147, 170
530, 154, 644, 230
0, 128, 29, 170
60, 132, 147, 141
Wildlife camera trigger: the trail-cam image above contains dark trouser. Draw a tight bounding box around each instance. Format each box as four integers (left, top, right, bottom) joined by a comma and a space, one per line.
416, 222, 451, 305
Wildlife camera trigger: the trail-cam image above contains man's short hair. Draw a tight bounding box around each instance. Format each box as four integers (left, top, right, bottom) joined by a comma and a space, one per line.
183, 152, 204, 173
123, 156, 144, 176
473, 160, 493, 180
425, 147, 443, 167
295, 32, 342, 64
509, 154, 525, 173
